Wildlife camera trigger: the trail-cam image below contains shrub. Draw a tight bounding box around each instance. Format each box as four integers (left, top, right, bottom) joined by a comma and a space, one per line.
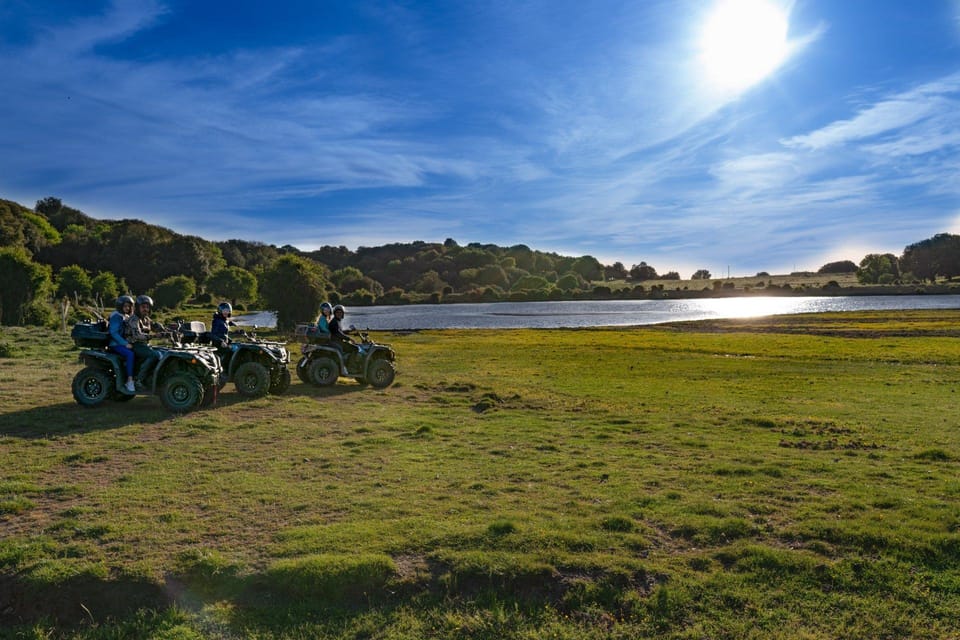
151, 275, 197, 310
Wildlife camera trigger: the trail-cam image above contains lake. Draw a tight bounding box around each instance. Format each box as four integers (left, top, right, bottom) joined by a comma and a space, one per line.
235, 294, 960, 330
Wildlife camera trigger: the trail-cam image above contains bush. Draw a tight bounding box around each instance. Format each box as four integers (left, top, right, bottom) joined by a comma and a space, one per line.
152, 275, 197, 310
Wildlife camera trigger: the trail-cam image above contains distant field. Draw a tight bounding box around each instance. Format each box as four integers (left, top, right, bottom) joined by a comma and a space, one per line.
605, 271, 862, 292
1, 310, 959, 639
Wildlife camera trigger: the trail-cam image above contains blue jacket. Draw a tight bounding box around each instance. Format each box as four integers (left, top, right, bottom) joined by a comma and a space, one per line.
108, 311, 128, 347
316, 316, 330, 333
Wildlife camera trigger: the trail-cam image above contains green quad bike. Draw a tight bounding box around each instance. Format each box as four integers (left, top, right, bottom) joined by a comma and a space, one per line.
296, 327, 396, 389
70, 320, 223, 413
176, 321, 291, 398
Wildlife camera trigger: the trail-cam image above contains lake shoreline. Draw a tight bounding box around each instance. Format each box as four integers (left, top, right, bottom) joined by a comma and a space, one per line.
237, 293, 960, 331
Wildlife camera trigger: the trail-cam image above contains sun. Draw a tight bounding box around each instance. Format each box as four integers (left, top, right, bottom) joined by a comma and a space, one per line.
698, 0, 791, 93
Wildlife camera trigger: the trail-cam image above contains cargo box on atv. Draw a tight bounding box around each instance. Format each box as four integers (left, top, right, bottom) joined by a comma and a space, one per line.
71, 320, 109, 348
170, 321, 210, 344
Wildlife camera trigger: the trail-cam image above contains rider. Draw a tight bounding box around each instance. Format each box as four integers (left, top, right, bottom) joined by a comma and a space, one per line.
328, 304, 359, 373
315, 302, 333, 335
108, 295, 136, 393
127, 295, 161, 387
210, 302, 237, 347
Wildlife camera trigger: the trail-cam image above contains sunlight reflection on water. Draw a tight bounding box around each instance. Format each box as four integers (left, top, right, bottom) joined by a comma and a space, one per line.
236, 295, 960, 330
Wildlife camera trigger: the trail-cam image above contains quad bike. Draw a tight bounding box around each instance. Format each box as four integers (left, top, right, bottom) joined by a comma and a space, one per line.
176, 321, 291, 398
295, 326, 396, 389
70, 320, 223, 413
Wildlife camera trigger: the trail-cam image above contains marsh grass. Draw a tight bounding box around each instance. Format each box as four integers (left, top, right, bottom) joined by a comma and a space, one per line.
1, 312, 959, 638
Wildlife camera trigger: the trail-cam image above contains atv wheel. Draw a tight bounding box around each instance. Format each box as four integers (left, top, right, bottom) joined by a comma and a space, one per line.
234, 361, 271, 398
160, 373, 204, 413
367, 358, 396, 389
307, 356, 339, 387
295, 356, 310, 383
269, 368, 291, 395
72, 367, 113, 407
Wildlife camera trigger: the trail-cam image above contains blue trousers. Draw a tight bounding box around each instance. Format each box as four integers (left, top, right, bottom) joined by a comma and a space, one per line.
108, 344, 135, 378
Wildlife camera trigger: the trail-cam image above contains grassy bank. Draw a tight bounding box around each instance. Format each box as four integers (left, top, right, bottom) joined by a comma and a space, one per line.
1, 311, 959, 639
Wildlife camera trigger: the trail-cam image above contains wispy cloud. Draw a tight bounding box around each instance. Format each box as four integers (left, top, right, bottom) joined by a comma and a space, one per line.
1, 0, 958, 275
781, 73, 960, 151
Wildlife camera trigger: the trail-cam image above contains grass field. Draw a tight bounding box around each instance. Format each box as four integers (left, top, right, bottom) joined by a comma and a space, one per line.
1, 310, 959, 639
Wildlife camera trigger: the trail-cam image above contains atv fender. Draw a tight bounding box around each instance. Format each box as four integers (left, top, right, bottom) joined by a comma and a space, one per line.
78, 350, 126, 393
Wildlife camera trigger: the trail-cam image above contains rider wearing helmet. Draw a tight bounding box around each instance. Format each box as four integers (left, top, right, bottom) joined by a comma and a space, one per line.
127, 295, 160, 386
210, 302, 236, 347
316, 302, 333, 334
328, 304, 358, 373
108, 295, 136, 393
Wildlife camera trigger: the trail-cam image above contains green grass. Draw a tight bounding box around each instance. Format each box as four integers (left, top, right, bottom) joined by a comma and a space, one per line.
1, 311, 960, 638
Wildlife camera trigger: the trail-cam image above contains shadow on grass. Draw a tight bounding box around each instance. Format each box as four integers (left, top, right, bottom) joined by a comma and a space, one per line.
7, 538, 960, 635
0, 391, 253, 439
0, 551, 590, 632
0, 401, 173, 438
0, 380, 374, 439
0, 570, 169, 627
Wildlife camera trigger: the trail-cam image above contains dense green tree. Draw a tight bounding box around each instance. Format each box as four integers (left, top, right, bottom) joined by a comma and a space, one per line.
217, 239, 280, 271
630, 262, 658, 280
333, 268, 383, 299
207, 266, 258, 306
35, 197, 93, 231
604, 261, 628, 280
857, 254, 900, 284
570, 256, 604, 282
817, 260, 858, 274
259, 255, 329, 331
90, 271, 122, 304
1, 199, 61, 254
691, 269, 712, 280
900, 233, 960, 282
21, 212, 61, 254
0, 247, 52, 325
165, 235, 225, 288
0, 200, 27, 249
556, 272, 585, 292
413, 270, 449, 294
456, 248, 498, 269
56, 265, 92, 301
475, 264, 510, 289
511, 275, 551, 292
152, 275, 197, 310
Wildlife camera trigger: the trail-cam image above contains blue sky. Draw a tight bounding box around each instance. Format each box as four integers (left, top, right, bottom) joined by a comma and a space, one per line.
2, 0, 960, 277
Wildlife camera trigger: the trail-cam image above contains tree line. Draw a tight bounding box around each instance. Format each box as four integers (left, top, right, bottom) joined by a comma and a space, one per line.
1, 196, 957, 330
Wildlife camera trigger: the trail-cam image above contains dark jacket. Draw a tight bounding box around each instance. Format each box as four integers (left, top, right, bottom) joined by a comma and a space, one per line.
211, 313, 234, 343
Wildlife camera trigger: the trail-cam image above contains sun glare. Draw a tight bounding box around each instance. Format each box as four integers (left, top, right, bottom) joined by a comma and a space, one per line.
698, 0, 790, 93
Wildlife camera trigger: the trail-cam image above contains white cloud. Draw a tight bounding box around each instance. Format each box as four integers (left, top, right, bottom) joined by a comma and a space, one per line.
782, 73, 960, 151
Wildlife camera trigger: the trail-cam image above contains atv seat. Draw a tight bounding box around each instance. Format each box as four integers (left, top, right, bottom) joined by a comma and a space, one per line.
295, 323, 331, 343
